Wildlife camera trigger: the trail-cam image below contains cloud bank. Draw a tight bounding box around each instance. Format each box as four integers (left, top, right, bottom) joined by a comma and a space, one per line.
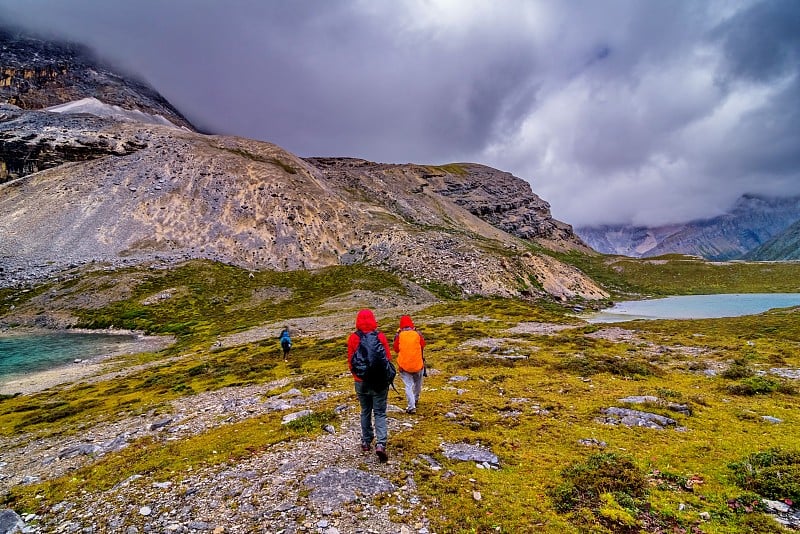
1, 0, 798, 226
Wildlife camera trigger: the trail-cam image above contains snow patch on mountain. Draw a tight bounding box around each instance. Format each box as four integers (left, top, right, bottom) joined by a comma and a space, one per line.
46, 97, 179, 129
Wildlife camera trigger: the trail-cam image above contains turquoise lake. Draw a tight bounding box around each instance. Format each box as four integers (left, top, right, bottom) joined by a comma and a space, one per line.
583, 293, 800, 323
0, 331, 138, 381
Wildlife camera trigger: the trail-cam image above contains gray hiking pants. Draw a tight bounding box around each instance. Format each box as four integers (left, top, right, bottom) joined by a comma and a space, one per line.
400, 369, 423, 411
355, 381, 388, 447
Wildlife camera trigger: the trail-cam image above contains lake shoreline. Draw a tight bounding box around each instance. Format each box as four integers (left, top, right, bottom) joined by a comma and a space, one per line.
581, 292, 800, 323
0, 327, 174, 396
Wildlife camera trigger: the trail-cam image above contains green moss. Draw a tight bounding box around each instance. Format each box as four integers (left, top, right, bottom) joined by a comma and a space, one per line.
427, 163, 468, 176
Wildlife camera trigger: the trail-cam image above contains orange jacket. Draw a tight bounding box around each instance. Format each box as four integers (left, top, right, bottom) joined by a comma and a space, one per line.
347, 309, 392, 382
392, 315, 425, 373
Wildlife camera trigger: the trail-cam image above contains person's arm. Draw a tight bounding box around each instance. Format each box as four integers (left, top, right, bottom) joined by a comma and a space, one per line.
379, 332, 392, 361
392, 332, 400, 354
347, 332, 360, 371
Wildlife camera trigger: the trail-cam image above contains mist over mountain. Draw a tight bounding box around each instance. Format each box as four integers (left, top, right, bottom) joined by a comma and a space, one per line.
0, 26, 194, 130
576, 195, 800, 260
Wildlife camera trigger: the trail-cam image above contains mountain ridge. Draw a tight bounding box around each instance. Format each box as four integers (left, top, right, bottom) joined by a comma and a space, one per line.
577, 194, 800, 260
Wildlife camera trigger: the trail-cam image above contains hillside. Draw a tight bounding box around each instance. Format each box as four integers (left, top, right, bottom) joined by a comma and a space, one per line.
744, 218, 800, 260
0, 103, 604, 304
577, 194, 800, 260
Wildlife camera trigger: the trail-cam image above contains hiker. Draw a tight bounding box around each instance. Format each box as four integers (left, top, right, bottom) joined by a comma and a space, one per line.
393, 315, 426, 414
347, 308, 393, 462
279, 326, 292, 361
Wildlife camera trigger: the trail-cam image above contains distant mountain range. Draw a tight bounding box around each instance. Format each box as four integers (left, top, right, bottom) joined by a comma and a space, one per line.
743, 218, 800, 260
577, 194, 800, 261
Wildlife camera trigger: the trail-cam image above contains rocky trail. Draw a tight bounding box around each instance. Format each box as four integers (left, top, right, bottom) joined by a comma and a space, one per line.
0, 376, 442, 533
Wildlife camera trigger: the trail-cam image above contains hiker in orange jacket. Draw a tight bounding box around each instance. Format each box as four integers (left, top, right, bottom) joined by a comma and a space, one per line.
347, 309, 392, 462
392, 315, 426, 414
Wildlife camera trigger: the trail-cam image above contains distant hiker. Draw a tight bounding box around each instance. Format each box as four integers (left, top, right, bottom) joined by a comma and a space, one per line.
393, 315, 426, 414
347, 308, 393, 462
279, 327, 292, 361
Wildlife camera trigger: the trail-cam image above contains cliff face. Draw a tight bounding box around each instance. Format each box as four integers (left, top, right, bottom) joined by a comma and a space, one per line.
0, 28, 194, 130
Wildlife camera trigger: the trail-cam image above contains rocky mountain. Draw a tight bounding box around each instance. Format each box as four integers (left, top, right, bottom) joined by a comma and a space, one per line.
0, 27, 604, 302
576, 194, 800, 260
0, 27, 194, 131
743, 219, 800, 260
0, 100, 603, 301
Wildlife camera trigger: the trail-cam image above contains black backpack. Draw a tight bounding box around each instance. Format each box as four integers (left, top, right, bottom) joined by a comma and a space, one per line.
352, 330, 396, 390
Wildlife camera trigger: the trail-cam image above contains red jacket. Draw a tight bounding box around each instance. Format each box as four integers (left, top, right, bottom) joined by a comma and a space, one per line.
347, 309, 392, 382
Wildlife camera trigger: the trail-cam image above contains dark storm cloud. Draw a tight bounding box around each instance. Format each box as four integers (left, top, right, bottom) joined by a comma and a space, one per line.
1, 0, 799, 227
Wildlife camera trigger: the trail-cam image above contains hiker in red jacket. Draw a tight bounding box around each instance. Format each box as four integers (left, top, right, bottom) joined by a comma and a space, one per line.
392, 315, 426, 414
347, 308, 392, 462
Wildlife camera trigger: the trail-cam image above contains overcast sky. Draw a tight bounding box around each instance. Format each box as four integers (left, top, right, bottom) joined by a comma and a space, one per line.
1, 0, 799, 227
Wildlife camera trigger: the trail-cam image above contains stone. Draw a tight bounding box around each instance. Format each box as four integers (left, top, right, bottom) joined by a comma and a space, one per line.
187, 521, 214, 530
763, 500, 790, 513
58, 443, 101, 459
449, 376, 469, 382
303, 468, 396, 507
281, 410, 313, 424
762, 416, 783, 424
0, 509, 24, 534
598, 407, 677, 430
578, 438, 607, 448
441, 442, 499, 466
148, 417, 173, 431
138, 506, 151, 516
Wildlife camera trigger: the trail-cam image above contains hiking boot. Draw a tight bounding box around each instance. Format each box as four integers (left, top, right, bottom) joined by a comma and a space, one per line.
361, 443, 371, 452
406, 407, 416, 414
375, 444, 388, 463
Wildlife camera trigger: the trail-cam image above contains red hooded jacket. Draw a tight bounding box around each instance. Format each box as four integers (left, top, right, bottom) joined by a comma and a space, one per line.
347, 309, 392, 382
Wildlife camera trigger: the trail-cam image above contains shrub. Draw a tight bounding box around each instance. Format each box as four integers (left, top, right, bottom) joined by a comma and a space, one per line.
549, 453, 648, 515
729, 449, 800, 503
721, 359, 755, 380
726, 376, 778, 396
555, 354, 657, 378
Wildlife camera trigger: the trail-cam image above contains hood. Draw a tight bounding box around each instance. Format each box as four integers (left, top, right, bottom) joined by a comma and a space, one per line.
399, 315, 415, 329
355, 309, 378, 332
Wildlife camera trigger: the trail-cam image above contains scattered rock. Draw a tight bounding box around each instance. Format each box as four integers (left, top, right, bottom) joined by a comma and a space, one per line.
58, 443, 102, 460
618, 395, 691, 415
441, 442, 499, 466
597, 407, 677, 430
303, 468, 396, 507
282, 410, 313, 424
0, 509, 24, 534
578, 438, 607, 448
148, 417, 173, 431
762, 416, 783, 424
763, 499, 800, 529
769, 368, 800, 379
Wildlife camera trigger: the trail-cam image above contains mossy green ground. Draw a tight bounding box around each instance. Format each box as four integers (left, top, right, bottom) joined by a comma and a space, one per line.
2, 258, 799, 532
